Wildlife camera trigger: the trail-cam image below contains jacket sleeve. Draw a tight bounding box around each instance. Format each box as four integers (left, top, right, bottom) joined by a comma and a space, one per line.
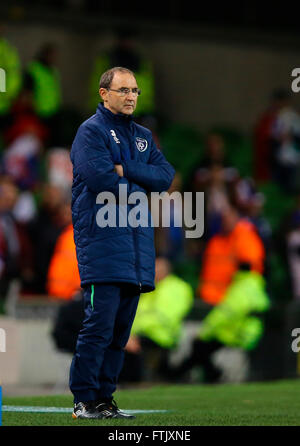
71, 123, 145, 196
122, 138, 175, 192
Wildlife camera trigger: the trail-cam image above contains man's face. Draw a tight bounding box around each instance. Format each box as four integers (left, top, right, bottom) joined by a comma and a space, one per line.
100, 71, 138, 115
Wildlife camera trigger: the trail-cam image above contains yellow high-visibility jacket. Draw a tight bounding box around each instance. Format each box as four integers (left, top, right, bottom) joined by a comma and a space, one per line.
0, 38, 22, 114
131, 274, 194, 349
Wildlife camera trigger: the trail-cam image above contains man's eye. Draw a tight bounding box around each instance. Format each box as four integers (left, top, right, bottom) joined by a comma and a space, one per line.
120, 88, 129, 93
132, 89, 138, 94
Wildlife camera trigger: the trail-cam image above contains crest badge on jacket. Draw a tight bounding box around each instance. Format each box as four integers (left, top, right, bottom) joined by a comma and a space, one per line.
135, 137, 148, 152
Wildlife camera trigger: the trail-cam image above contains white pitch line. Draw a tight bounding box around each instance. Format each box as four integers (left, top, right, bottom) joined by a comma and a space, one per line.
2, 405, 171, 414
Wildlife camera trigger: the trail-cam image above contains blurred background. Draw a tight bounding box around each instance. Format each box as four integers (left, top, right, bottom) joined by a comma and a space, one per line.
1, 1, 300, 395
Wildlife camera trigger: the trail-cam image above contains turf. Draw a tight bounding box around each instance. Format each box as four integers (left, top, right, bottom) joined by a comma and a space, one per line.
2, 379, 300, 426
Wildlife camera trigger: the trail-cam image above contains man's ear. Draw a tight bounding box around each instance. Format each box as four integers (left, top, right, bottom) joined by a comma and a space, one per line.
99, 88, 107, 102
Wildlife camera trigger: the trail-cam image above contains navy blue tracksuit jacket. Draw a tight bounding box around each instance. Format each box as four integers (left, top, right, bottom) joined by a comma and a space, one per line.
70, 103, 175, 292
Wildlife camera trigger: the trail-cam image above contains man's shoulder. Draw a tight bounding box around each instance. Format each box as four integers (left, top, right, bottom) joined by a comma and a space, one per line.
80, 113, 105, 132
71, 114, 108, 158
76, 113, 108, 139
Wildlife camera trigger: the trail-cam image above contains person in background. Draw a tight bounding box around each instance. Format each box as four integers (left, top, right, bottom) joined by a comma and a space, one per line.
23, 43, 62, 146
153, 172, 185, 263
2, 120, 45, 193
199, 203, 265, 306
49, 216, 83, 356
170, 265, 270, 383
0, 177, 20, 311
255, 88, 300, 192
3, 81, 49, 148
0, 24, 22, 130
169, 204, 269, 383
229, 176, 272, 254
188, 133, 239, 244
89, 28, 156, 124
46, 147, 73, 193
254, 88, 289, 183
47, 204, 80, 300
120, 257, 194, 382
285, 215, 300, 301
278, 195, 300, 301
27, 184, 69, 294
51, 290, 84, 354
271, 89, 300, 193
0, 87, 48, 237
189, 133, 237, 190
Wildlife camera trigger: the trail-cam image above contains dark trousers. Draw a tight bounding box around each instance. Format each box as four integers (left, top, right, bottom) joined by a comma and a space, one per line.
69, 283, 140, 404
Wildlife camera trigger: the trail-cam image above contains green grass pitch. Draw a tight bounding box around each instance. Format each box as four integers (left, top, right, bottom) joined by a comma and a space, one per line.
2, 379, 300, 426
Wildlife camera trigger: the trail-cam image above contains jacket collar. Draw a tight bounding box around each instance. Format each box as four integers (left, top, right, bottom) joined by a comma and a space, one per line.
96, 102, 133, 127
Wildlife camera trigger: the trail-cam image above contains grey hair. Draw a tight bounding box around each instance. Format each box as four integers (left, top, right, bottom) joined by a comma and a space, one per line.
99, 66, 136, 89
